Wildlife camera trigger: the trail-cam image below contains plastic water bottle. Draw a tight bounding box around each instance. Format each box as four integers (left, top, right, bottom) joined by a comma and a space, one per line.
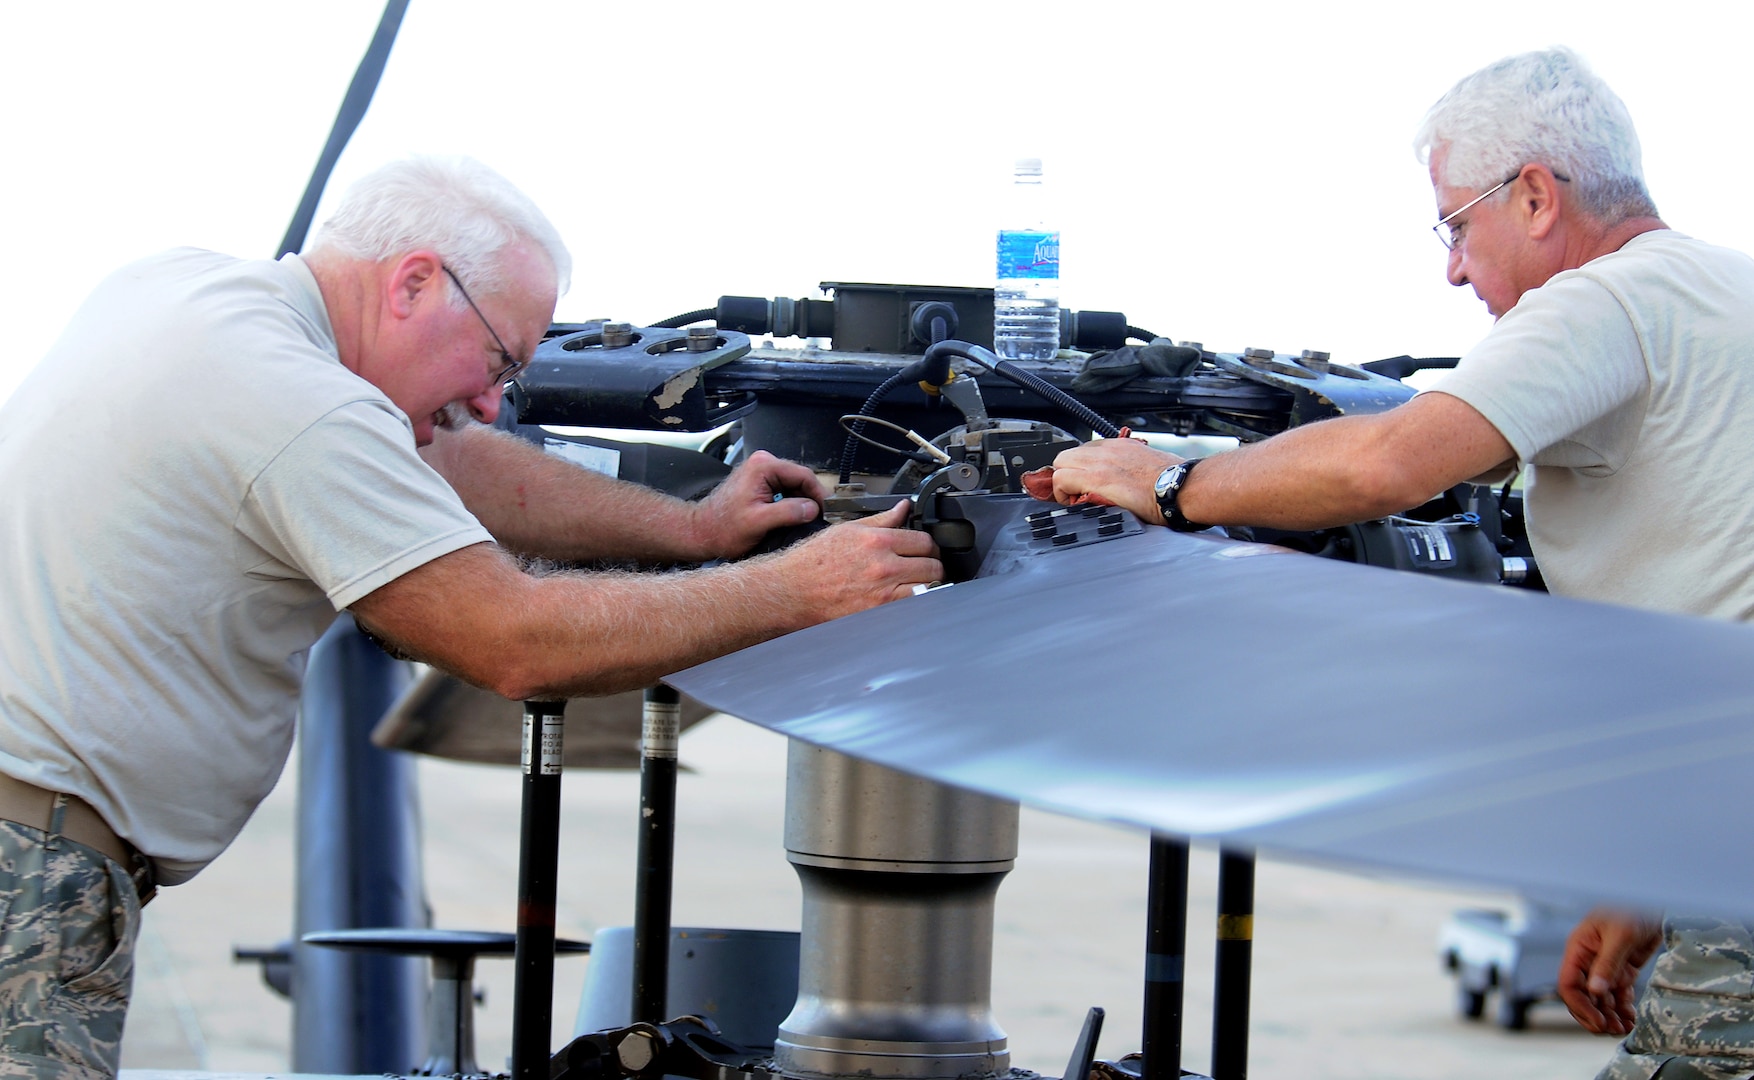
994, 157, 1060, 360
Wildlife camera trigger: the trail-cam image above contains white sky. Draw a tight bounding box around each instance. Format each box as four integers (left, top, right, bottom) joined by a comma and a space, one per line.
3, 1, 1751, 407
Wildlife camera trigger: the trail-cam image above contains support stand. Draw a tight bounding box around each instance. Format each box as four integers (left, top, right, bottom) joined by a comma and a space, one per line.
1210, 848, 1255, 1080
633, 685, 681, 1022
512, 699, 566, 1080
1142, 834, 1189, 1080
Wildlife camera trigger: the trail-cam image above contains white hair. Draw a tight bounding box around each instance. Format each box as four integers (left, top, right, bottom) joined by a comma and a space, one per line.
308, 156, 572, 300
1413, 47, 1657, 224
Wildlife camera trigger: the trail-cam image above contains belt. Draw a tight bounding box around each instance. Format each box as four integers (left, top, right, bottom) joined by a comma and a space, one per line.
0, 771, 156, 905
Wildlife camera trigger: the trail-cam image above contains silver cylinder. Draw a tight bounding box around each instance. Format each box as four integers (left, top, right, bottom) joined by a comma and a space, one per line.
777, 743, 1019, 1080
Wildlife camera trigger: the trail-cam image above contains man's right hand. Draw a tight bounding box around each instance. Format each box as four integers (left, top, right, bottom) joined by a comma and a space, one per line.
1558, 908, 1663, 1035
775, 500, 941, 619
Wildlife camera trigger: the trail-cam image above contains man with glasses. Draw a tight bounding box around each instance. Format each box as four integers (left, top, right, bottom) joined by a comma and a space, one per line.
0, 156, 941, 1077
1037, 47, 1754, 1079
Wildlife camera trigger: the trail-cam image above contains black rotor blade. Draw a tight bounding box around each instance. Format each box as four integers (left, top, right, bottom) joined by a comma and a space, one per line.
669, 526, 1754, 918
277, 0, 410, 257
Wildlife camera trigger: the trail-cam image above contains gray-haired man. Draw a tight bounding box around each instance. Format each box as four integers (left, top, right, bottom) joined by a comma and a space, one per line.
1037, 47, 1754, 1078
0, 156, 941, 1077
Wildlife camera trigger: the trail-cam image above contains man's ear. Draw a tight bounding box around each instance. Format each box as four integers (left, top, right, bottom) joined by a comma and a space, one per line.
1522, 166, 1565, 242
386, 250, 444, 320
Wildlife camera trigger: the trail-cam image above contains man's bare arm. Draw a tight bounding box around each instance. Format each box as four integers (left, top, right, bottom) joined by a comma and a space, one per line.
421, 422, 825, 563
349, 501, 941, 700
1047, 392, 1516, 530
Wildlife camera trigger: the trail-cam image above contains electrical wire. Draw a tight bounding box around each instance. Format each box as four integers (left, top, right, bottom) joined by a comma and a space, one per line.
837, 371, 911, 484
836, 414, 953, 467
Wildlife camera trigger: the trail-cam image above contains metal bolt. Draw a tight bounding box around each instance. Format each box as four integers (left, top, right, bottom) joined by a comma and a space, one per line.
601, 322, 634, 348
1300, 349, 1332, 373
1243, 347, 1275, 368
617, 1030, 659, 1073
686, 324, 720, 353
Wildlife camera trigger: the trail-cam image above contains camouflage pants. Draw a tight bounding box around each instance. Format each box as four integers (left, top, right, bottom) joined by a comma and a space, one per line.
0, 818, 140, 1080
1598, 916, 1754, 1080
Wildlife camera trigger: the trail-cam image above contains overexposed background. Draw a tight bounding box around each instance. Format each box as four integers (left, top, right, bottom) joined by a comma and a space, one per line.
9, 4, 1747, 1075
4, 1, 1751, 407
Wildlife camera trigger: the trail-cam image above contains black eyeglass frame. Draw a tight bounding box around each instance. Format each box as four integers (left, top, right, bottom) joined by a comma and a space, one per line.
442, 264, 524, 385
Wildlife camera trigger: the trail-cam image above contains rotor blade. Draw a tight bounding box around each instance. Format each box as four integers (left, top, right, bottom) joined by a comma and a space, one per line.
277, 0, 410, 257
668, 524, 1754, 918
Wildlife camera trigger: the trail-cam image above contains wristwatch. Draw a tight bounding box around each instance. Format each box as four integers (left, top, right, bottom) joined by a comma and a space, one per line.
1152, 458, 1208, 532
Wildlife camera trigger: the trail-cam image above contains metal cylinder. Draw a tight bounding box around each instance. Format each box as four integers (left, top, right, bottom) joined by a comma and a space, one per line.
777, 743, 1018, 1080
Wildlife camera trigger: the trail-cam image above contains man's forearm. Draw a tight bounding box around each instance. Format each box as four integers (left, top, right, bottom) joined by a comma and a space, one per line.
422, 422, 711, 563
351, 503, 938, 701
1178, 393, 1517, 530
1180, 415, 1427, 530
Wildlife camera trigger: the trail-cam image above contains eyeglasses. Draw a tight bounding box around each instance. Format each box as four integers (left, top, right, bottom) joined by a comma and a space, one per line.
442, 265, 525, 385
1432, 167, 1571, 251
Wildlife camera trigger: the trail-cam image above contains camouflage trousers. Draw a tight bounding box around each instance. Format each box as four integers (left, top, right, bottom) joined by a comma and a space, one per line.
0, 818, 140, 1080
1599, 916, 1754, 1080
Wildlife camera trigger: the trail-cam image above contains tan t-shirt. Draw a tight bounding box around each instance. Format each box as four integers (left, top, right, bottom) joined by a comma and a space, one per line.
1428, 230, 1754, 621
0, 249, 493, 884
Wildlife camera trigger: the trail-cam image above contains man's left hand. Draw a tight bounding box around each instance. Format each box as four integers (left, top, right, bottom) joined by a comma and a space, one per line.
693, 450, 828, 558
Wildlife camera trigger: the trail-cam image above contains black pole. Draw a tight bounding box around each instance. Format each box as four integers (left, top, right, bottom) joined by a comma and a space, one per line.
1210, 847, 1256, 1080
633, 685, 681, 1022
1142, 834, 1189, 1080
511, 700, 566, 1080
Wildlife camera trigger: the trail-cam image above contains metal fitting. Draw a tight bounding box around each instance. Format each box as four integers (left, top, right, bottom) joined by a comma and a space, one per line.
1300, 349, 1332, 373
601, 322, 634, 348
1243, 347, 1276, 369
617, 1029, 659, 1073
686, 325, 720, 353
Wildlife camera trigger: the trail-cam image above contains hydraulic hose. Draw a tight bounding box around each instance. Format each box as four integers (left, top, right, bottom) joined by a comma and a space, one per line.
927, 341, 1121, 439
651, 308, 716, 329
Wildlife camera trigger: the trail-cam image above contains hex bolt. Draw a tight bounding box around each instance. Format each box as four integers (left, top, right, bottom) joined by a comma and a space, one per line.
1243, 347, 1276, 368
617, 1030, 659, 1073
602, 322, 634, 348
686, 324, 720, 353
1300, 349, 1332, 373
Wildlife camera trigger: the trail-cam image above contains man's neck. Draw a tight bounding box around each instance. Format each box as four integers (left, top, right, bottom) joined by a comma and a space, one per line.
1577, 216, 1669, 268
302, 252, 378, 377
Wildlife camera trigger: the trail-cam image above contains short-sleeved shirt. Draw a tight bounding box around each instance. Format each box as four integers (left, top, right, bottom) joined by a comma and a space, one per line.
1430, 230, 1754, 621
0, 249, 493, 884
1430, 231, 1754, 1077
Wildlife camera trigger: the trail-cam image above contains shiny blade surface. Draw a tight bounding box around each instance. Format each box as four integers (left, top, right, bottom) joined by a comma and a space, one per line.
669, 527, 1754, 917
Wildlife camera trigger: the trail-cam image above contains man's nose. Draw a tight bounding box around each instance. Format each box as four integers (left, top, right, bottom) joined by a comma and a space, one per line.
1446, 244, 1468, 288
466, 383, 503, 425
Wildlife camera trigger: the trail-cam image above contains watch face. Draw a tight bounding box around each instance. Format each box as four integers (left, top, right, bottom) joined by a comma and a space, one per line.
1155, 464, 1184, 500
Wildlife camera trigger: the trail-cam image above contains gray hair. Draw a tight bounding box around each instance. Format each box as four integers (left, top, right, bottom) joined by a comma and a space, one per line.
1413, 47, 1657, 224
308, 155, 572, 300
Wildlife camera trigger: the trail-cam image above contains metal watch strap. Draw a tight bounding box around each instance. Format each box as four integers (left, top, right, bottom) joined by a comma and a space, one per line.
1154, 458, 1208, 532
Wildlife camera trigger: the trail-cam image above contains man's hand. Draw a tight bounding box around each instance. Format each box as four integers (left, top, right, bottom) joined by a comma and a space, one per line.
1558, 909, 1663, 1035
774, 500, 942, 617
1042, 438, 1181, 526
692, 450, 830, 558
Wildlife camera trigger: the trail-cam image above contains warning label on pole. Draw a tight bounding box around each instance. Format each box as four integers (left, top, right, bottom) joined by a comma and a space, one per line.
643, 700, 681, 760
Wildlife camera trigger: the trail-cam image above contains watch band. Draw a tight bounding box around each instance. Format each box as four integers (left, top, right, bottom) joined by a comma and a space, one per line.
1153, 458, 1208, 532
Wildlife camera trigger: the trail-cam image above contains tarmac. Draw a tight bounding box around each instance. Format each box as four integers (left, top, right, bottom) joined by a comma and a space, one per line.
118, 713, 1622, 1079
